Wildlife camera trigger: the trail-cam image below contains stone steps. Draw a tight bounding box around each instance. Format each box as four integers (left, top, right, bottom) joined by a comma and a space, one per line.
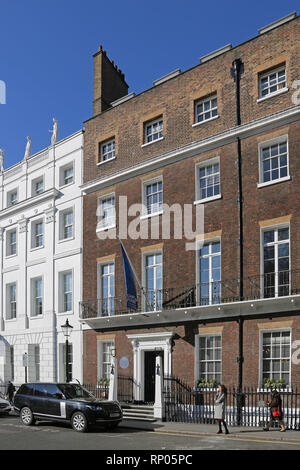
121, 404, 156, 422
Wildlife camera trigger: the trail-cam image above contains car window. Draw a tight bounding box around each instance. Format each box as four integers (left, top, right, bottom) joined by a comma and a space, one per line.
44, 384, 63, 398
34, 384, 47, 397
19, 384, 34, 395
58, 384, 94, 400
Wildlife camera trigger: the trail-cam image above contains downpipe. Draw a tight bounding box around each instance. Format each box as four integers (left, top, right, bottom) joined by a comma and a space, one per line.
231, 58, 245, 425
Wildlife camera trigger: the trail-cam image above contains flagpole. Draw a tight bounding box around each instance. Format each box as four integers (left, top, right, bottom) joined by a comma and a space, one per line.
117, 235, 154, 312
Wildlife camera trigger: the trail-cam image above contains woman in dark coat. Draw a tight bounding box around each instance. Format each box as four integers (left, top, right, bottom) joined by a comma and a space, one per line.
214, 384, 229, 434
6, 381, 15, 404
263, 390, 286, 432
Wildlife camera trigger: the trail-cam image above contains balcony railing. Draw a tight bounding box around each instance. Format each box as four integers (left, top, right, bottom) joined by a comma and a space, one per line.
80, 270, 300, 320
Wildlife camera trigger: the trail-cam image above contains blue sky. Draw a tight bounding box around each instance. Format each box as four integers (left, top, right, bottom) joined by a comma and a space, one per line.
0, 0, 298, 168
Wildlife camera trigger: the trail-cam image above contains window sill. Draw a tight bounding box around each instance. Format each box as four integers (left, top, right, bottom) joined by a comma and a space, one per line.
57, 311, 74, 316
96, 225, 116, 233
257, 175, 291, 188
192, 115, 219, 127
30, 314, 44, 320
194, 194, 222, 205
5, 318, 17, 323
5, 254, 17, 260
59, 181, 74, 189
141, 137, 164, 148
58, 236, 75, 244
30, 245, 44, 252
257, 87, 289, 103
97, 156, 116, 166
140, 211, 164, 220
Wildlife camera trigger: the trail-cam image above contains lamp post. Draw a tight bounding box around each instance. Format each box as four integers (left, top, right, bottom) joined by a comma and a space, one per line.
61, 319, 73, 383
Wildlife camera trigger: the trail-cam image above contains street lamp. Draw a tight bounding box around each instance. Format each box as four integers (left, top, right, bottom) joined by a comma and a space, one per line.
61, 318, 73, 383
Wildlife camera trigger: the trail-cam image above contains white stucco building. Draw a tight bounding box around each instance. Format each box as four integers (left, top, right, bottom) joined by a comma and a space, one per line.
0, 129, 84, 387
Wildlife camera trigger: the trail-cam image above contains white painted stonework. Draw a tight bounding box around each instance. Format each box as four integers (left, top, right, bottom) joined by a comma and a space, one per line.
0, 130, 85, 387
127, 332, 173, 402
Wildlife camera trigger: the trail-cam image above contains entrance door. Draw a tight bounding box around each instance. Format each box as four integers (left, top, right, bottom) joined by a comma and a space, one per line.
144, 351, 157, 403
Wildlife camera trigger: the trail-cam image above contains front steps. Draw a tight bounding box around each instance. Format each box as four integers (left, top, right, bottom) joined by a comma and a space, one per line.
121, 403, 156, 422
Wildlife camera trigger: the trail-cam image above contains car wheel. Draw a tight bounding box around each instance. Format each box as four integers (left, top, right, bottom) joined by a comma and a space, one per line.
71, 411, 88, 433
20, 407, 35, 426
105, 422, 119, 431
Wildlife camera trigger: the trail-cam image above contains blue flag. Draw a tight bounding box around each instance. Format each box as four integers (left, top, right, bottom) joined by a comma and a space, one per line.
120, 242, 138, 311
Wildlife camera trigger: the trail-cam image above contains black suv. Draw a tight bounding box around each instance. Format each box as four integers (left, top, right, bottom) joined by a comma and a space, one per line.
13, 382, 122, 432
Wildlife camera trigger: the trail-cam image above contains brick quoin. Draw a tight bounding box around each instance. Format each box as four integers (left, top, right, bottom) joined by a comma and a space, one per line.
81, 15, 300, 393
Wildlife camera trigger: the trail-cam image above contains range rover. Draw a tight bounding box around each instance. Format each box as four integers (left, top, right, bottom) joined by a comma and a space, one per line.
13, 382, 122, 432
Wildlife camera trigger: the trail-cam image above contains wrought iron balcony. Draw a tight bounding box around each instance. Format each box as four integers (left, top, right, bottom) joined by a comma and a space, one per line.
80, 270, 300, 320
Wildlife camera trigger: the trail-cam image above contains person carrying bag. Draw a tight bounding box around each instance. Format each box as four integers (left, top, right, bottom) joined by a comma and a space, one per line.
263, 390, 286, 432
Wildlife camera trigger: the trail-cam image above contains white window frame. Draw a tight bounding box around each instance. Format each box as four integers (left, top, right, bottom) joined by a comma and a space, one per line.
59, 342, 73, 382
196, 238, 221, 306
6, 228, 17, 257
98, 138, 116, 165
96, 193, 116, 232
6, 282, 17, 320
194, 157, 221, 204
142, 117, 164, 146
142, 250, 163, 312
259, 328, 292, 388
59, 270, 73, 313
28, 344, 40, 382
10, 346, 14, 381
7, 189, 18, 207
260, 223, 290, 299
59, 207, 74, 241
258, 65, 288, 101
31, 219, 44, 249
195, 334, 222, 386
31, 277, 43, 317
97, 340, 115, 381
193, 94, 218, 126
97, 261, 115, 316
31, 176, 44, 196
257, 135, 290, 188
141, 176, 163, 219
59, 162, 74, 187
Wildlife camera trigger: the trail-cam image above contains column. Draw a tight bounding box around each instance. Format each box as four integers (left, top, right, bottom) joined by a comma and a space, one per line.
154, 354, 165, 420
108, 357, 118, 401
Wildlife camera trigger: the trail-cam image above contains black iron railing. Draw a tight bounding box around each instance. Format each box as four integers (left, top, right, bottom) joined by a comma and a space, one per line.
83, 383, 109, 400
80, 269, 300, 319
83, 376, 134, 403
163, 376, 300, 429
117, 375, 134, 403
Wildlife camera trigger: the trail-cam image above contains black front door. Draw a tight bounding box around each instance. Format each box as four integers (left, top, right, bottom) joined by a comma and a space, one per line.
144, 351, 157, 403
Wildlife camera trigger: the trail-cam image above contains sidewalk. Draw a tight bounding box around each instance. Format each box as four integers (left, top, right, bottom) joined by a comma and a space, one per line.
119, 419, 300, 444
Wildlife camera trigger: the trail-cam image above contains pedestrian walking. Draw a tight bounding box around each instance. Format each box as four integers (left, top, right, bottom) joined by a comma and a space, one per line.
215, 384, 229, 434
263, 390, 286, 432
6, 380, 15, 404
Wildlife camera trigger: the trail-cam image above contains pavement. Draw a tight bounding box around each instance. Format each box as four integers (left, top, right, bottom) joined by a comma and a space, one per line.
119, 419, 300, 445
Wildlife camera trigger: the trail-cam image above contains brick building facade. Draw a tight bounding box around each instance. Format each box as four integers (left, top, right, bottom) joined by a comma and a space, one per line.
81, 13, 300, 401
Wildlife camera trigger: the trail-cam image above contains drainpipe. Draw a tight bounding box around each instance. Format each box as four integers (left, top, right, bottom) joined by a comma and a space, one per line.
231, 58, 244, 424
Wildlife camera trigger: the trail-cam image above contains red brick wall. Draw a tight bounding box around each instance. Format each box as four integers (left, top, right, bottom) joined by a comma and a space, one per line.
83, 315, 300, 388
81, 16, 300, 388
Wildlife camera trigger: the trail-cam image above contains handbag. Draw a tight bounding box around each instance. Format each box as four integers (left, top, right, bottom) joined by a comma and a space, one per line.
272, 405, 281, 418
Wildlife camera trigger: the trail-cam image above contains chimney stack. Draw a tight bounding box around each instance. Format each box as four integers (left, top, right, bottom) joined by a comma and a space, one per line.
93, 46, 129, 116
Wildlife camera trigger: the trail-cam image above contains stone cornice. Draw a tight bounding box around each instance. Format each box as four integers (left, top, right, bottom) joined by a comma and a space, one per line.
0, 188, 59, 220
